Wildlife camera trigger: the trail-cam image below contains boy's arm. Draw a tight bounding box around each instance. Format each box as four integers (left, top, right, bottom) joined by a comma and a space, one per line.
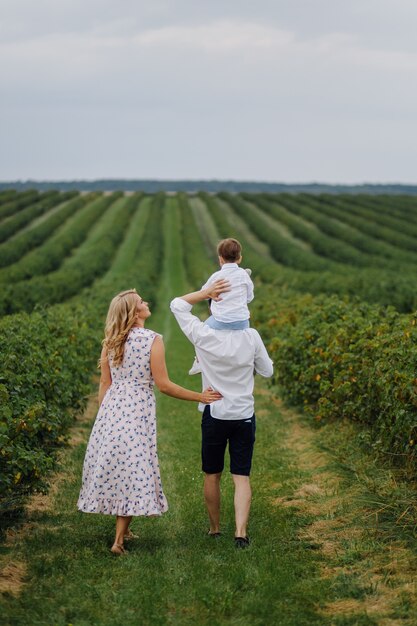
246, 274, 254, 304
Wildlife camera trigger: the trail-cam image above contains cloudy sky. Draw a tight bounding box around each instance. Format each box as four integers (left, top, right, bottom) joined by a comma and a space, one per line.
1, 0, 416, 183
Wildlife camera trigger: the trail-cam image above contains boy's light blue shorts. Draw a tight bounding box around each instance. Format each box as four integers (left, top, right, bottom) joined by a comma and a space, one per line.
205, 316, 249, 330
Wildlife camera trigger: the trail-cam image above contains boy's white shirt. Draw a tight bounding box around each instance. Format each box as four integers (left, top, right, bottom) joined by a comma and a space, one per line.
201, 263, 254, 323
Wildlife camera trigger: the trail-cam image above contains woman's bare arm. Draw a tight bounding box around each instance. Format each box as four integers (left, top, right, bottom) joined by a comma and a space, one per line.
98, 346, 112, 406
150, 336, 221, 403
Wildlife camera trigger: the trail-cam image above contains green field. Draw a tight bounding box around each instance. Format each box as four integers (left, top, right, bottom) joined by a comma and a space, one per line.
1, 191, 417, 624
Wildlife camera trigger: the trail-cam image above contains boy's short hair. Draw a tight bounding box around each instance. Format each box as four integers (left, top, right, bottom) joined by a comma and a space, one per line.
217, 238, 242, 262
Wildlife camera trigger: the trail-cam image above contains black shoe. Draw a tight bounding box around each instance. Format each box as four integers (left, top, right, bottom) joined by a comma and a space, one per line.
235, 536, 250, 549
208, 531, 222, 538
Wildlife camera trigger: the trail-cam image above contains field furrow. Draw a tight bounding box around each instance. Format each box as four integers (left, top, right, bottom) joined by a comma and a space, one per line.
187, 195, 220, 263
332, 194, 417, 237
0, 192, 76, 243
177, 193, 215, 287
0, 194, 116, 284
0, 190, 39, 220
219, 193, 333, 271
0, 194, 91, 268
314, 195, 417, 253
0, 193, 136, 314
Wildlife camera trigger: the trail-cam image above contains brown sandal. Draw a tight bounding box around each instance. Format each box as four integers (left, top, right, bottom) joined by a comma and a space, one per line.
124, 529, 139, 541
110, 543, 127, 555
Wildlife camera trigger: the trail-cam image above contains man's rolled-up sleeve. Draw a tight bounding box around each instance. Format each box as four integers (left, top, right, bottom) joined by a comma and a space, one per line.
253, 332, 274, 378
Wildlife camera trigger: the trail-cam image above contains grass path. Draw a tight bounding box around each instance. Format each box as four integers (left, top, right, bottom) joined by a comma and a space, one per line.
187, 196, 219, 264
1, 200, 417, 625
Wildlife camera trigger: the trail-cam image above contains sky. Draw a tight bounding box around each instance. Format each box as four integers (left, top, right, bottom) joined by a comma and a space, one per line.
1, 0, 417, 183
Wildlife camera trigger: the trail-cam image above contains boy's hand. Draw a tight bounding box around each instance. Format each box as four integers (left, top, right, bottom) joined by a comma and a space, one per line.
203, 279, 231, 302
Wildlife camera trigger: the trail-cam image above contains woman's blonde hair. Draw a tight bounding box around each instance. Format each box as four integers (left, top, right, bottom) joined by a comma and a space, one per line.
100, 289, 139, 367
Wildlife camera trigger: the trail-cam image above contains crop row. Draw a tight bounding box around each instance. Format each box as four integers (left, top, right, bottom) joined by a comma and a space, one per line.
0, 190, 39, 220
200, 194, 417, 312
244, 193, 389, 268
0, 190, 18, 206
260, 194, 417, 268
342, 194, 417, 225
330, 194, 417, 239
0, 191, 77, 244
0, 194, 114, 285
177, 193, 214, 287
89, 193, 165, 311
310, 195, 417, 253
217, 192, 331, 271
0, 194, 92, 268
254, 286, 417, 474
279, 265, 417, 312
0, 193, 138, 315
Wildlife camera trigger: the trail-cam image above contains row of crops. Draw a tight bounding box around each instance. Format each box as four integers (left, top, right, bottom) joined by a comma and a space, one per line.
1, 189, 417, 504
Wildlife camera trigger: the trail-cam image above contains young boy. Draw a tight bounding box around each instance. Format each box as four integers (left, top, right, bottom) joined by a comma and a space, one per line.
189, 238, 253, 374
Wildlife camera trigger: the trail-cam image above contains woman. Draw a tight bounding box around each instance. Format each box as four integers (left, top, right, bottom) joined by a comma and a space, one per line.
77, 288, 221, 555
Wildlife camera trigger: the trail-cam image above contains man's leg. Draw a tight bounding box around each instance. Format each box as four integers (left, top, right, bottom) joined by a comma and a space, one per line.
232, 474, 252, 538
204, 472, 222, 534
229, 415, 256, 542
201, 405, 227, 534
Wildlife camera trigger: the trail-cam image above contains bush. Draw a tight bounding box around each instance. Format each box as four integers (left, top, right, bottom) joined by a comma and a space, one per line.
254, 287, 417, 473
0, 304, 97, 503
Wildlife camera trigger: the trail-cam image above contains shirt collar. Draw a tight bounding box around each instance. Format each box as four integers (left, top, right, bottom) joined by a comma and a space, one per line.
221, 263, 238, 269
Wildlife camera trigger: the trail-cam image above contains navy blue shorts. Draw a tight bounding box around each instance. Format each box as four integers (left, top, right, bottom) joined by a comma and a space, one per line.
201, 405, 256, 476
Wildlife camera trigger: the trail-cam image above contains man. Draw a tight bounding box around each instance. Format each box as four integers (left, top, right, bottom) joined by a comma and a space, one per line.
170, 279, 273, 548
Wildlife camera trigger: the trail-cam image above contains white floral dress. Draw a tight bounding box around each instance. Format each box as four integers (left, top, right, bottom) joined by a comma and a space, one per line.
77, 327, 168, 517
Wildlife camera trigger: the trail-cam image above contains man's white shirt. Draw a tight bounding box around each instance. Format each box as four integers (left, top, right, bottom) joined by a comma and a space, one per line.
170, 298, 273, 420
201, 263, 254, 323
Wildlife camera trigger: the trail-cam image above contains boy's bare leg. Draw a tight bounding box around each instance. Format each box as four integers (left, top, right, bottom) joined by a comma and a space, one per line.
232, 474, 252, 538
204, 472, 222, 533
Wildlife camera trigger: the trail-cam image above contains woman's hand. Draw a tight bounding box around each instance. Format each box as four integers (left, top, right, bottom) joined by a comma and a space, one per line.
151, 337, 222, 404
200, 387, 222, 404
203, 279, 231, 302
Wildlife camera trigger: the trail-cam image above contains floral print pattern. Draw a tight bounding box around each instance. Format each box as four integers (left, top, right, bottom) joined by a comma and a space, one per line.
78, 327, 168, 517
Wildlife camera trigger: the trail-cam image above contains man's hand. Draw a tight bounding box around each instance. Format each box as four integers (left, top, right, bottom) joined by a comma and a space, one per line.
203, 279, 231, 302
177, 280, 231, 306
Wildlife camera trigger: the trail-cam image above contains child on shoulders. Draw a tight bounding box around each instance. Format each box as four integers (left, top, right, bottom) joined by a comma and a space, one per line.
189, 238, 253, 374
203, 238, 253, 329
